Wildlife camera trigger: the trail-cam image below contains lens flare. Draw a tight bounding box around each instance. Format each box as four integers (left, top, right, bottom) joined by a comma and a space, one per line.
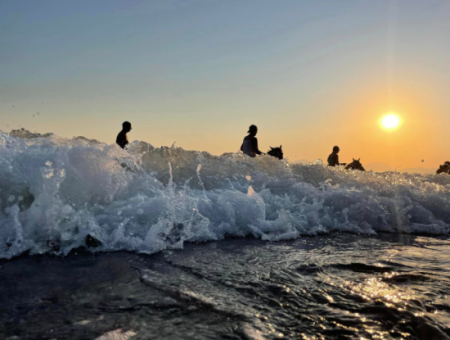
381, 114, 400, 130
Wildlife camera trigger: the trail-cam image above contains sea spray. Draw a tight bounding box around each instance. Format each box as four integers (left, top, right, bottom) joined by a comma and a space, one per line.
0, 129, 449, 259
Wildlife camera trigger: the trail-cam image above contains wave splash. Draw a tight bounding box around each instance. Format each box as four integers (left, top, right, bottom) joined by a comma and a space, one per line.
1, 130, 449, 259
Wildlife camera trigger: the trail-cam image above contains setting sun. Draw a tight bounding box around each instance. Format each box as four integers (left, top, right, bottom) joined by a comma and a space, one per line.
381, 114, 401, 130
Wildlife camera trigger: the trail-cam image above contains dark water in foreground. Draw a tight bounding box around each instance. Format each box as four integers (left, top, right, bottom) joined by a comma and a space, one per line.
1, 234, 450, 340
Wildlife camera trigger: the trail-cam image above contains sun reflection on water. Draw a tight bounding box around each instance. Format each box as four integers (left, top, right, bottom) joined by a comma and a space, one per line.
339, 272, 415, 305
321, 269, 421, 339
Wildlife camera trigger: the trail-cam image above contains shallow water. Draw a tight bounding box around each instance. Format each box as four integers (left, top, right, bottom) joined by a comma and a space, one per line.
1, 234, 449, 340
1, 131, 450, 339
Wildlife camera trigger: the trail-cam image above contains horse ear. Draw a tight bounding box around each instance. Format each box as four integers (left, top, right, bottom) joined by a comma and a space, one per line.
358, 158, 360, 162
353, 158, 355, 161
280, 145, 282, 149
270, 146, 273, 150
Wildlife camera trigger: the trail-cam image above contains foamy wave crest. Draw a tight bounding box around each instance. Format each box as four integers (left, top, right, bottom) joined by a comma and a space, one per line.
1, 130, 449, 259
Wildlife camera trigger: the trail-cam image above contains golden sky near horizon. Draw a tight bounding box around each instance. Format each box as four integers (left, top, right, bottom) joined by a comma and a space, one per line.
2, 74, 446, 171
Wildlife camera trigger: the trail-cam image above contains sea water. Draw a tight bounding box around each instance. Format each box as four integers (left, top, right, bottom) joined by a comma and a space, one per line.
0, 129, 449, 259
0, 130, 450, 339
1, 235, 449, 339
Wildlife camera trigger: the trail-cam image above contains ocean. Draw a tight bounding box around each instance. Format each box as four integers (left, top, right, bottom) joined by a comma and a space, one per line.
0, 130, 449, 339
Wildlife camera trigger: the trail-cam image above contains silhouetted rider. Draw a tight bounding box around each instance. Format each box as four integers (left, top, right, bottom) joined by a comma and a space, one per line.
241, 125, 262, 157
327, 146, 346, 166
116, 121, 132, 149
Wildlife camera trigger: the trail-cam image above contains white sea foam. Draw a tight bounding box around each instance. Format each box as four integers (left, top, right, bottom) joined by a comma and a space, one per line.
0, 129, 449, 259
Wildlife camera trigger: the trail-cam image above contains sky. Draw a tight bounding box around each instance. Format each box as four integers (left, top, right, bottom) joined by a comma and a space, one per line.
1, 0, 449, 169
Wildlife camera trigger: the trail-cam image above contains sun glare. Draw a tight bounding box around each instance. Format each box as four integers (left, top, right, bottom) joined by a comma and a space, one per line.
381, 114, 400, 130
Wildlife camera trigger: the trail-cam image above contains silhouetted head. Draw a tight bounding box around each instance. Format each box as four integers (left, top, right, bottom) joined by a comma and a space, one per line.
122, 121, 132, 132
333, 146, 340, 153
248, 125, 258, 136
267, 145, 283, 160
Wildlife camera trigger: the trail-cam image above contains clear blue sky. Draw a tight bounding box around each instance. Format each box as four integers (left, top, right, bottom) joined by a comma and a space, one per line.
1, 0, 449, 167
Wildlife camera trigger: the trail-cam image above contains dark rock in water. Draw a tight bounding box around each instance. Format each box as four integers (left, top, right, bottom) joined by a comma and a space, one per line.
46, 240, 61, 252
436, 161, 450, 174
85, 235, 102, 248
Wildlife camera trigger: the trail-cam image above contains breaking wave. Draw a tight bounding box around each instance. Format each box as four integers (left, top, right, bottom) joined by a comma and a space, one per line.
1, 129, 449, 259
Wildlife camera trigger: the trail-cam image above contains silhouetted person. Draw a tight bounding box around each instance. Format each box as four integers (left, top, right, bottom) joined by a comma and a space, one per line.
241, 125, 262, 157
116, 121, 132, 149
328, 146, 346, 166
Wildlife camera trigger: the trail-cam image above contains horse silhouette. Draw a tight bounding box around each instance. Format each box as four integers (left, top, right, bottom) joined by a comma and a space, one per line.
437, 161, 450, 174
345, 158, 365, 171
267, 146, 283, 160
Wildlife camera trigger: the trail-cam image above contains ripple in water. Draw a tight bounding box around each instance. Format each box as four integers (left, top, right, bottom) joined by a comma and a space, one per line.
0, 234, 449, 339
